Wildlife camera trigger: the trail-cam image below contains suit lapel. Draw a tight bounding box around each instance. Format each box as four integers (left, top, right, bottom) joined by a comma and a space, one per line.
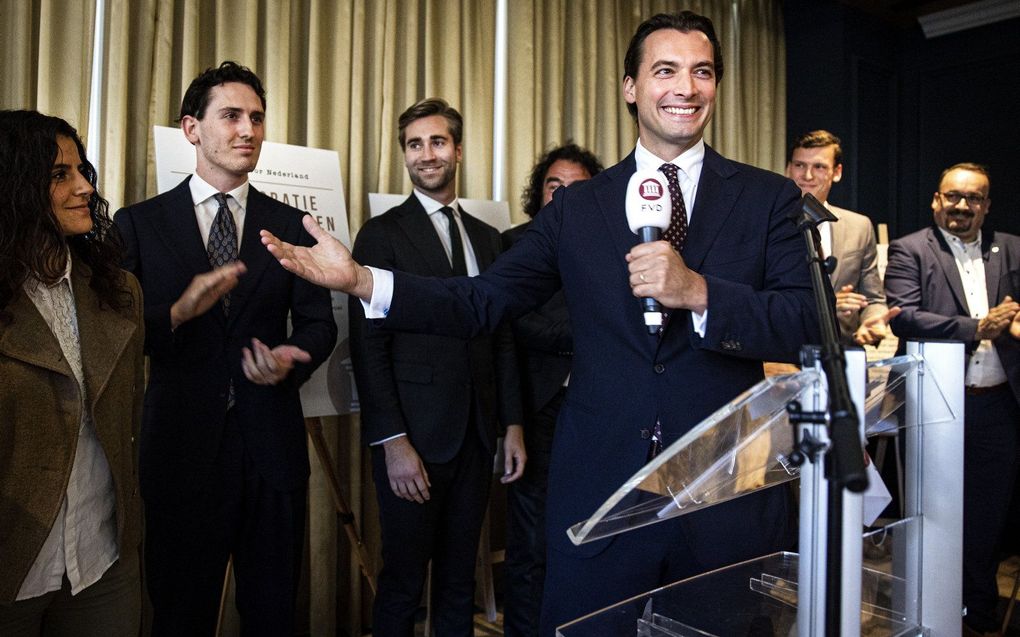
596, 154, 642, 272
228, 187, 276, 323
828, 207, 846, 285
395, 195, 457, 276
460, 207, 494, 269
72, 263, 136, 411
0, 289, 70, 377
927, 228, 969, 314
151, 177, 214, 279
681, 147, 742, 272
983, 231, 1003, 304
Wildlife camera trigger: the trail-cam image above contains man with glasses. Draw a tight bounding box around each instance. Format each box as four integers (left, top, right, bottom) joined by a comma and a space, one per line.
787, 130, 897, 346
885, 162, 1020, 637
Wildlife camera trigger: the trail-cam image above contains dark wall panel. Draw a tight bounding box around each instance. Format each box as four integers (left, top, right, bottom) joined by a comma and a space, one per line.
907, 22, 1020, 237
785, 0, 1020, 240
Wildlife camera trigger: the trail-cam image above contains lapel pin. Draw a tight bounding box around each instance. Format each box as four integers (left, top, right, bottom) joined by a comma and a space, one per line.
992, 246, 1000, 253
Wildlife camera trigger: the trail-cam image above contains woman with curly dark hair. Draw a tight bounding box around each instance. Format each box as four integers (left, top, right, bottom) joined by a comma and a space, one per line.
0, 110, 144, 636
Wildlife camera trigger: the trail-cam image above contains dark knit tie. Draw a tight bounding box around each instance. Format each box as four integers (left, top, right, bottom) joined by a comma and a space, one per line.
658, 163, 688, 253
208, 193, 239, 315
208, 193, 238, 409
440, 206, 467, 276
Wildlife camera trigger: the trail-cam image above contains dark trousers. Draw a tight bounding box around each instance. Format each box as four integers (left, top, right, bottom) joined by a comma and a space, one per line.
371, 431, 492, 637
0, 552, 140, 637
144, 412, 307, 637
962, 386, 1020, 632
503, 390, 562, 637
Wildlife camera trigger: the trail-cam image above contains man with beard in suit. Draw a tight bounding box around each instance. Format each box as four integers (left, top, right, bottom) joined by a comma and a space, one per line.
349, 97, 525, 636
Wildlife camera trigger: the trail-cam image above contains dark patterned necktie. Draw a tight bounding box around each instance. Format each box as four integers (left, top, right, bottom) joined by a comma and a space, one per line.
439, 206, 467, 276
207, 193, 238, 315
658, 163, 688, 253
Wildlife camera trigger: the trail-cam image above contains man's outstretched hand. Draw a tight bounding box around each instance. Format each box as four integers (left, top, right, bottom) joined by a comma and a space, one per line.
261, 215, 374, 299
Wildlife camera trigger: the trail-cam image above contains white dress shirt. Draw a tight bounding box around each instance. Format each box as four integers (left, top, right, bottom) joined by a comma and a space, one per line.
937, 227, 1008, 387
18, 257, 118, 599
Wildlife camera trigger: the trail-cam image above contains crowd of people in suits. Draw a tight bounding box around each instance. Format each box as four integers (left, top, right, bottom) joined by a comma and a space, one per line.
2, 8, 1018, 637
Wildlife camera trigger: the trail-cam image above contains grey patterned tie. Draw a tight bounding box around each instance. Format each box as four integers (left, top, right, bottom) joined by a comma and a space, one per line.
207, 193, 238, 315
658, 163, 688, 253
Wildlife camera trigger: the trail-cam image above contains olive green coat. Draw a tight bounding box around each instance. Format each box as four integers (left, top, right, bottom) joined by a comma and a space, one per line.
0, 263, 144, 602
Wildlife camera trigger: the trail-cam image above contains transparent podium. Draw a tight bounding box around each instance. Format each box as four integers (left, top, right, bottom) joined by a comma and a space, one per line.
559, 341, 964, 637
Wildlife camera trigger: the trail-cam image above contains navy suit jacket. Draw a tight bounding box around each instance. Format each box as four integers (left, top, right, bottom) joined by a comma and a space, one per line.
115, 177, 337, 495
502, 221, 572, 416
349, 195, 521, 462
885, 226, 1020, 402
378, 147, 819, 564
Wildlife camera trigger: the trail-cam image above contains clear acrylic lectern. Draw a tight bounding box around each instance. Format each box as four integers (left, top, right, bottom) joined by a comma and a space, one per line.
559, 341, 964, 636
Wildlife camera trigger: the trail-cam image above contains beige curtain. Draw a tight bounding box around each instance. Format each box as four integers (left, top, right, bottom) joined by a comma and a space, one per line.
96, 0, 496, 230
504, 0, 786, 223
0, 0, 96, 142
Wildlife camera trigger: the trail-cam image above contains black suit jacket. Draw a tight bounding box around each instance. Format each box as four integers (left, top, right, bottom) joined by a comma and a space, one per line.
885, 226, 1020, 402
115, 177, 337, 495
380, 147, 819, 564
349, 195, 521, 463
502, 222, 571, 416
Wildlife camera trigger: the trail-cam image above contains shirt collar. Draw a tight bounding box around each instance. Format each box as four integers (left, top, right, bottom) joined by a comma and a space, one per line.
189, 173, 250, 210
24, 253, 72, 294
634, 138, 705, 183
936, 226, 982, 251
413, 189, 459, 215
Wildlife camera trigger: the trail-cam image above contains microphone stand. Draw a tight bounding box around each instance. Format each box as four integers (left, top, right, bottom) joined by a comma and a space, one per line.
787, 194, 868, 636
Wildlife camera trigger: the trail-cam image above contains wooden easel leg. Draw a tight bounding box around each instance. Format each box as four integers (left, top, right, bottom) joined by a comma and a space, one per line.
305, 417, 377, 594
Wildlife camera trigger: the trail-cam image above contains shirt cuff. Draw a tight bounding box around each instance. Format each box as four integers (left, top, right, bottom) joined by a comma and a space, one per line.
361, 266, 394, 319
691, 308, 707, 337
370, 432, 406, 446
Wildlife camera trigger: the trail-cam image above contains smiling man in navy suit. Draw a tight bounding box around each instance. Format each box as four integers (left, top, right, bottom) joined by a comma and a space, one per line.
115, 62, 336, 635
262, 12, 818, 635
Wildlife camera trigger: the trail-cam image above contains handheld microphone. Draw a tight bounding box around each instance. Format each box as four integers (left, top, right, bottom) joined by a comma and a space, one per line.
625, 170, 672, 334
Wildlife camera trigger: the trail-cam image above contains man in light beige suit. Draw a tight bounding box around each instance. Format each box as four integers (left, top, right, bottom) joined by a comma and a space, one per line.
787, 130, 898, 346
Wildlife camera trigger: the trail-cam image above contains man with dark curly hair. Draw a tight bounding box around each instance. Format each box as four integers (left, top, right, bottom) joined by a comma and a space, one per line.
501, 142, 602, 636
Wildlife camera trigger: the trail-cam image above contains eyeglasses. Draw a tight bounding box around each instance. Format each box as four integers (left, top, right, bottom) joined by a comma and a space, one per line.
938, 191, 987, 207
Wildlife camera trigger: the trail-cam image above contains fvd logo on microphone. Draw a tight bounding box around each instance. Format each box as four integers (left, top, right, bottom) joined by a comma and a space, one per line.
639, 178, 664, 200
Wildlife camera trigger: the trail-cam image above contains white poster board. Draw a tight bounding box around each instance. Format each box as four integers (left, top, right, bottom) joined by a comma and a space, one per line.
368, 193, 512, 232
153, 125, 355, 417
